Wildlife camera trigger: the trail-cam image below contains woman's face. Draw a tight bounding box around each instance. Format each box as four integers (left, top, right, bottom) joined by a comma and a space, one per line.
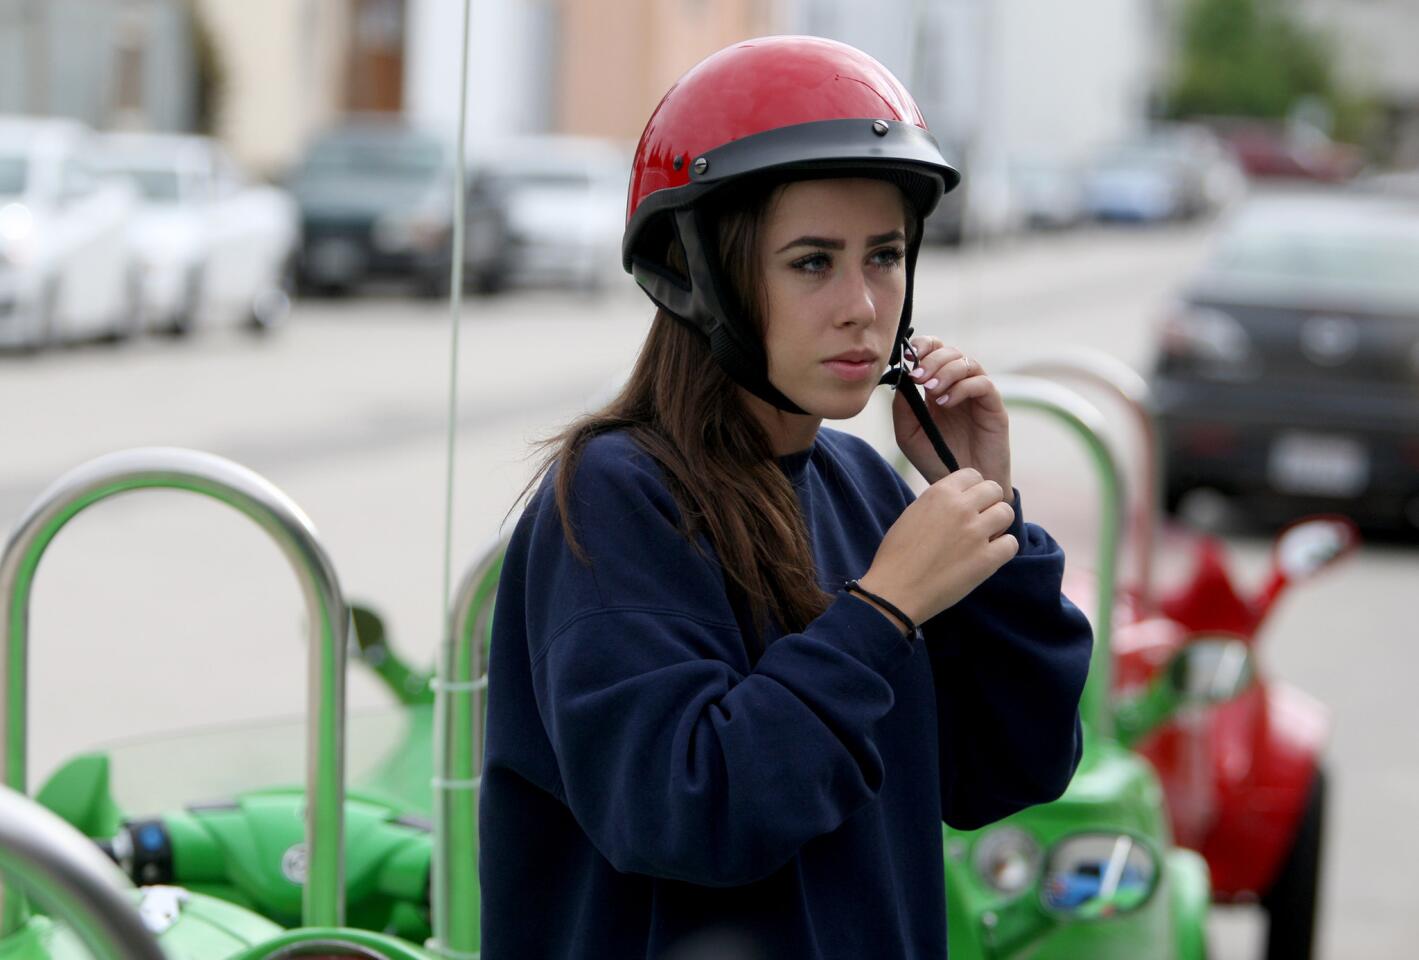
757, 177, 909, 421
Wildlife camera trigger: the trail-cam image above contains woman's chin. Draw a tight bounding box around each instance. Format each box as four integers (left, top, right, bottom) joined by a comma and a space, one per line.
807, 387, 876, 421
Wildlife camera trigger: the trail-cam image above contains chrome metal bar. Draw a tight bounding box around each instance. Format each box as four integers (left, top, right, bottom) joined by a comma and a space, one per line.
430, 535, 505, 959
0, 448, 347, 933
1011, 348, 1159, 609
996, 375, 1126, 738
0, 784, 165, 960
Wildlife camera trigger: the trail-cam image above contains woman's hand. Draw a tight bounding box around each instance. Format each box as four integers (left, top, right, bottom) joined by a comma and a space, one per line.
891, 336, 1013, 496
858, 468, 1019, 624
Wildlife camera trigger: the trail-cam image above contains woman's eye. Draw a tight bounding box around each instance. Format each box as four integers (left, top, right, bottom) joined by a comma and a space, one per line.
872, 247, 906, 269
791, 253, 832, 275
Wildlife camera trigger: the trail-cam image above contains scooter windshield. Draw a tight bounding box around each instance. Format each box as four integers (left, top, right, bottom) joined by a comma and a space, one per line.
57, 704, 433, 820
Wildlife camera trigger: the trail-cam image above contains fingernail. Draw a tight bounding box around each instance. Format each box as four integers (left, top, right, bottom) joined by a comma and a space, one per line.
911, 367, 926, 379
924, 378, 940, 390
935, 394, 950, 406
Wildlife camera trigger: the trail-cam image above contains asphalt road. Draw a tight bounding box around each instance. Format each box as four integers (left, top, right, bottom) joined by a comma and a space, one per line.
2, 221, 1414, 958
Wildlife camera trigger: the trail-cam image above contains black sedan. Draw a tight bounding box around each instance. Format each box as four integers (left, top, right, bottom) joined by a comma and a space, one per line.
288, 120, 456, 296
1152, 191, 1419, 533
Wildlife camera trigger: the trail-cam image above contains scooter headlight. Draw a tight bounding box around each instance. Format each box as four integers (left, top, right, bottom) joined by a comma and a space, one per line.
972, 826, 1043, 896
1041, 833, 1159, 919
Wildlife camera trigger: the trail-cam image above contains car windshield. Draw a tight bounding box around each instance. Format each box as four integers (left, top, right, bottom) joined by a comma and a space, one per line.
1207, 219, 1419, 307
99, 164, 182, 203
0, 155, 27, 196
302, 136, 443, 180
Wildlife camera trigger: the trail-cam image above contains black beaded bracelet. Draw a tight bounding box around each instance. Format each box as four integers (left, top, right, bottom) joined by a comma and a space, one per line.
842, 579, 920, 639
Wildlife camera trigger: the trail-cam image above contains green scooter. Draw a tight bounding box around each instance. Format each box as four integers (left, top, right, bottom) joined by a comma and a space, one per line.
1, 448, 438, 958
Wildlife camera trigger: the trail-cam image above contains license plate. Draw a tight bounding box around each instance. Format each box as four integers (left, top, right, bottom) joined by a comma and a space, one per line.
1267, 432, 1369, 497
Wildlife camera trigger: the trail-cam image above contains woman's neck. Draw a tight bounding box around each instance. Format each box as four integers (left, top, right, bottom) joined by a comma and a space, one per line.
740, 389, 822, 456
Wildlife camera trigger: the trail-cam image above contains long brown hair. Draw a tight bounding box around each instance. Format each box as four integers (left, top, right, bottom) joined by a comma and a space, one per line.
520, 180, 833, 651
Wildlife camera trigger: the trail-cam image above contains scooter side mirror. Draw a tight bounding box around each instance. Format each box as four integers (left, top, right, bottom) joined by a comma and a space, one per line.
1273, 516, 1359, 584
1114, 634, 1253, 747
349, 603, 434, 706
1169, 636, 1254, 706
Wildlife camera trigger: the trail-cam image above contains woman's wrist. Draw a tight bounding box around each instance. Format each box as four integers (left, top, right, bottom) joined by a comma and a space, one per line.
844, 577, 918, 637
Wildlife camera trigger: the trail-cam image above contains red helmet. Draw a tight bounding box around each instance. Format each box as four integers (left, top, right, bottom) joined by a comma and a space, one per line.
623, 36, 960, 414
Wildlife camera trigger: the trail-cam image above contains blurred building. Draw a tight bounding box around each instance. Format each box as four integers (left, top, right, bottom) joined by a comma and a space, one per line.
552, 0, 778, 143
0, 0, 196, 130
193, 0, 353, 177
780, 0, 1155, 231
404, 0, 558, 155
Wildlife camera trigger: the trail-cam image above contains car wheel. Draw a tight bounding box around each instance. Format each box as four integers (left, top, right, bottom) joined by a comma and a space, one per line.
101, 269, 144, 344
1261, 766, 1326, 960
163, 267, 201, 337
23, 277, 60, 352
245, 258, 295, 335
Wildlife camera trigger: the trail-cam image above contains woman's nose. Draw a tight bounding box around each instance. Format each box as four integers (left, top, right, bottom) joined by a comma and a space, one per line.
834, 265, 877, 328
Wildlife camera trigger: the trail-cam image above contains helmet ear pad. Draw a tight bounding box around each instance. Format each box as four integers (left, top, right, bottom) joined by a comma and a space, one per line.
631, 201, 807, 414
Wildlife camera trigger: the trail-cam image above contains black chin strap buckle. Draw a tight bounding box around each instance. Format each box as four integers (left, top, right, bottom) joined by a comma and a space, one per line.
879, 333, 960, 475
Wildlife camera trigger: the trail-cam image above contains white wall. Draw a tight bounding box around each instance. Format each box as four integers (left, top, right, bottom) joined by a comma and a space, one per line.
778, 0, 1153, 167
403, 0, 556, 157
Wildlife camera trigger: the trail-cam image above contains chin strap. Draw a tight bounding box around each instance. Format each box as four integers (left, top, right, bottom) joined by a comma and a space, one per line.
879, 331, 960, 475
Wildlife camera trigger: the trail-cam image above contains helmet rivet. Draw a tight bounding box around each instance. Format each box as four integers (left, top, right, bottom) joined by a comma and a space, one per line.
672, 154, 684, 171
872, 120, 890, 136
693, 157, 709, 175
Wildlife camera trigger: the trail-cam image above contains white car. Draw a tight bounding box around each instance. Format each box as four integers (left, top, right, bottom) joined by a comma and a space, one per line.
467, 137, 628, 292
0, 117, 139, 350
94, 133, 299, 335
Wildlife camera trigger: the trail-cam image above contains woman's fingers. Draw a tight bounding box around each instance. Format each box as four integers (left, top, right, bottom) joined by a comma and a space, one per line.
962, 477, 1008, 513
909, 350, 984, 402
932, 373, 1003, 410
907, 343, 961, 387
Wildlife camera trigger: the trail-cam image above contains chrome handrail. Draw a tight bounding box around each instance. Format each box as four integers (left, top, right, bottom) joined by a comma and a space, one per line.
1011, 348, 1159, 609
0, 448, 348, 933
996, 375, 1126, 739
0, 784, 165, 960
429, 535, 506, 960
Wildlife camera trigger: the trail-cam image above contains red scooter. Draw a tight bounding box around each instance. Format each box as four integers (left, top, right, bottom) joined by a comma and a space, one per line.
1016, 349, 1358, 960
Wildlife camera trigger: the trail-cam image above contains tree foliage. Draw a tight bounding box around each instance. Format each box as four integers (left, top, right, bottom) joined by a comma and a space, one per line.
1166, 0, 1367, 137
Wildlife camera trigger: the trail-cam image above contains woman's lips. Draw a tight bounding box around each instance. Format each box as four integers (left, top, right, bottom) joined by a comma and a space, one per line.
823, 358, 875, 382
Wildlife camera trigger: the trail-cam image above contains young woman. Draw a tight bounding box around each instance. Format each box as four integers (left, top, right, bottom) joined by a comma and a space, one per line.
479, 36, 1092, 959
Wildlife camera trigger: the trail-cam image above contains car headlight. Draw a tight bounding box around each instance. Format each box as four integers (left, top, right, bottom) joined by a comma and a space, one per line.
972, 826, 1043, 896
1159, 303, 1258, 380
1041, 833, 1159, 919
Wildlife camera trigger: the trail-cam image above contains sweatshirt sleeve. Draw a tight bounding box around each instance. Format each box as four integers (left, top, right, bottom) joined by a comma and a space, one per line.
925, 491, 1093, 830
523, 437, 917, 886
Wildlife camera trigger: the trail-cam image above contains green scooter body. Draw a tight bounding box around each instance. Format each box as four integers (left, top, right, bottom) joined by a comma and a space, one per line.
0, 891, 283, 960
944, 729, 1209, 959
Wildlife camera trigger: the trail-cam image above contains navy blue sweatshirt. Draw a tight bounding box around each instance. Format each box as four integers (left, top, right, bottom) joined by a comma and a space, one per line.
479, 427, 1091, 959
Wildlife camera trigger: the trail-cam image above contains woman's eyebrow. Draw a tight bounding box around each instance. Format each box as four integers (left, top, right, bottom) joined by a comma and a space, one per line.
775, 235, 844, 253
774, 229, 905, 254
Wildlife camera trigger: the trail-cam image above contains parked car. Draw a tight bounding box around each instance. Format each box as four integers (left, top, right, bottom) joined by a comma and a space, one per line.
465, 136, 627, 292
1151, 192, 1419, 532
0, 116, 138, 350
1010, 159, 1086, 231
1085, 142, 1193, 224
93, 133, 298, 335
287, 120, 456, 296
1211, 120, 1363, 184
922, 152, 1021, 245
